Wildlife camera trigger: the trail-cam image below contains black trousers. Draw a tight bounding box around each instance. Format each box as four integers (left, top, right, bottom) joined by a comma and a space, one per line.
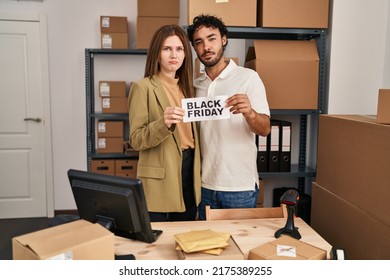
149, 149, 197, 222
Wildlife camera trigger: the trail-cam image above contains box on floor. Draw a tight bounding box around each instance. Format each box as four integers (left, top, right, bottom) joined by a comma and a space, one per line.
311, 182, 390, 260
316, 115, 390, 226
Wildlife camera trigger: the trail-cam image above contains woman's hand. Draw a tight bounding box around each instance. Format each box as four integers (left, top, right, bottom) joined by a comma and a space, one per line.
164, 106, 185, 129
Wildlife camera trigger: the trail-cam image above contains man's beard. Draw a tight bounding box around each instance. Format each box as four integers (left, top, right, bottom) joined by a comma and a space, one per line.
199, 47, 224, 67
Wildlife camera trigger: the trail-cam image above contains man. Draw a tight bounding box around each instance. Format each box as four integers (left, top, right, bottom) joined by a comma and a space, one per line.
187, 14, 271, 220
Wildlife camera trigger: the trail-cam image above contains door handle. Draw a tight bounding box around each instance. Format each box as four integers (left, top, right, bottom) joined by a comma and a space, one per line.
24, 117, 42, 123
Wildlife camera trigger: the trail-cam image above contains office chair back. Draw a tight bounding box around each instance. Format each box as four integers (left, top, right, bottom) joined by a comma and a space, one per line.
205, 205, 287, 221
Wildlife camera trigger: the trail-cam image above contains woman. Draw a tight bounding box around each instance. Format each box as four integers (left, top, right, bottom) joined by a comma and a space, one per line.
128, 25, 201, 222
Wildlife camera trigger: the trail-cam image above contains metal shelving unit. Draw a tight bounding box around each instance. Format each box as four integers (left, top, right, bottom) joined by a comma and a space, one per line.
225, 27, 327, 192
85, 27, 327, 190
85, 48, 147, 171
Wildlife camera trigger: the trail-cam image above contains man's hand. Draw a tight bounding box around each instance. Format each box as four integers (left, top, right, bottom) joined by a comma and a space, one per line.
226, 93, 253, 116
226, 93, 270, 136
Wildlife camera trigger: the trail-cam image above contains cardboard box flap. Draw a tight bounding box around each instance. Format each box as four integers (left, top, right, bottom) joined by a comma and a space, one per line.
377, 89, 390, 124
323, 114, 384, 126
14, 220, 113, 259
15, 219, 91, 246
249, 40, 319, 62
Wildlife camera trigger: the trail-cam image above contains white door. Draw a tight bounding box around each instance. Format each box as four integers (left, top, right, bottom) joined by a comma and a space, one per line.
0, 14, 53, 218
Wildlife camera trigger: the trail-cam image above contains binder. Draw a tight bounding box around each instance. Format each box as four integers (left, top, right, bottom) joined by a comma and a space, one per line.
268, 120, 280, 172
256, 134, 268, 172
279, 120, 292, 172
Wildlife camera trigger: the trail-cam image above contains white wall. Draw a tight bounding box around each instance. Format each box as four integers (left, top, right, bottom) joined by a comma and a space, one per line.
327, 0, 390, 114
384, 3, 390, 88
0, 0, 389, 210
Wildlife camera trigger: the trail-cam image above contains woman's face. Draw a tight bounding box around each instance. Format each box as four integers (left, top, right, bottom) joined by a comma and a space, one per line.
159, 35, 185, 76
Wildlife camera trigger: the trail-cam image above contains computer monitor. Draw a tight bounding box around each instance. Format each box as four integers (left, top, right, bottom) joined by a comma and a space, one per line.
67, 169, 162, 243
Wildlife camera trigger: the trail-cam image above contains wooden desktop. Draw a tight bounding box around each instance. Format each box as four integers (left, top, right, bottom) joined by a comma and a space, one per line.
115, 217, 332, 260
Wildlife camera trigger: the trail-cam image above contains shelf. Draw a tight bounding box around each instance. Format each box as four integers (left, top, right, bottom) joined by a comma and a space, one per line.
259, 164, 316, 179
86, 48, 148, 55
226, 27, 325, 40
270, 109, 318, 115
91, 113, 128, 120
91, 153, 139, 160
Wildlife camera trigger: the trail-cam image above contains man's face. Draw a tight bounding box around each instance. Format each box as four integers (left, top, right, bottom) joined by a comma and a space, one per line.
192, 25, 226, 67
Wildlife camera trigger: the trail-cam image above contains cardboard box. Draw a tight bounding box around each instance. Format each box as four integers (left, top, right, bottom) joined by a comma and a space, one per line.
12, 219, 115, 260
177, 237, 244, 260
90, 159, 116, 175
101, 97, 128, 113
101, 33, 128, 49
100, 16, 128, 33
245, 40, 319, 109
100, 16, 128, 49
136, 16, 179, 49
377, 89, 390, 124
317, 115, 390, 226
187, 0, 257, 27
97, 121, 124, 138
138, 0, 179, 17
248, 235, 326, 260
311, 182, 390, 260
259, 0, 329, 28
97, 137, 124, 154
99, 81, 127, 98
194, 57, 238, 78
115, 159, 138, 177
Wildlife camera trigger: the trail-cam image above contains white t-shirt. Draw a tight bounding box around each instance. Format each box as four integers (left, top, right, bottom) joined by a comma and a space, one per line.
194, 59, 270, 191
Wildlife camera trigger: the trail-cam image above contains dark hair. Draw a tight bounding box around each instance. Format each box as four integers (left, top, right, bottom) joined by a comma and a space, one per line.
187, 14, 228, 49
144, 24, 194, 98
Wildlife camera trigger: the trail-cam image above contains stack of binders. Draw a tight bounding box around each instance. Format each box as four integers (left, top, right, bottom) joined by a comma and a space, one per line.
256, 119, 292, 173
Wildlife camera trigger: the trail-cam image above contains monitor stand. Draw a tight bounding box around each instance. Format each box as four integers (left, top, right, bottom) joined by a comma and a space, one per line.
114, 228, 162, 243
95, 215, 162, 243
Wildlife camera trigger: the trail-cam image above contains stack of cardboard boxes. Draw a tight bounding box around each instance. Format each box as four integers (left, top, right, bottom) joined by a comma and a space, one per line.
312, 95, 390, 259
100, 16, 128, 49
136, 0, 180, 49
98, 80, 127, 155
187, 0, 329, 28
90, 80, 138, 179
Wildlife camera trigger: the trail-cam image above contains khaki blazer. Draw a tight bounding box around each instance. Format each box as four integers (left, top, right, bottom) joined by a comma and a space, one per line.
128, 75, 201, 212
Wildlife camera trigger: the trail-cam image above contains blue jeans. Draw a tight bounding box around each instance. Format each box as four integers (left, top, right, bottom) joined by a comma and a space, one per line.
198, 184, 259, 220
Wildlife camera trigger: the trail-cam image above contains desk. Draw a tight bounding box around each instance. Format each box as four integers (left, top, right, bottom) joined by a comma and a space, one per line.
115, 217, 332, 260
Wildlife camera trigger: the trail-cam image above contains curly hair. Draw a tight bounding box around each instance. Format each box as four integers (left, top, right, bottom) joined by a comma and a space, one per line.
187, 14, 228, 49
